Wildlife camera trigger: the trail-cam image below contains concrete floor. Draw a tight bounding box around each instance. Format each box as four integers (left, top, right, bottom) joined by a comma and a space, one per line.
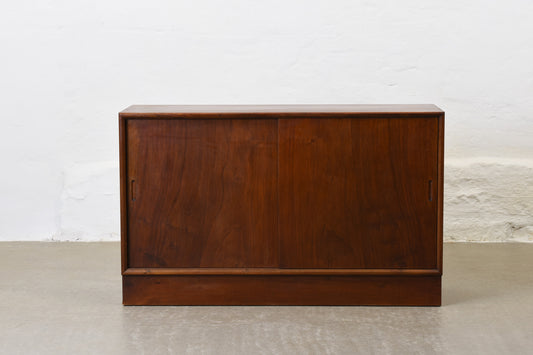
0, 243, 532, 355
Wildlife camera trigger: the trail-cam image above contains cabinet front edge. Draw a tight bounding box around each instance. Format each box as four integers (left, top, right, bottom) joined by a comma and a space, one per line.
123, 267, 441, 276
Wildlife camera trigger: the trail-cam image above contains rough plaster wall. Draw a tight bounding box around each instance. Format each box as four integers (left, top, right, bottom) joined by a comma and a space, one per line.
0, 1, 532, 241
445, 158, 533, 242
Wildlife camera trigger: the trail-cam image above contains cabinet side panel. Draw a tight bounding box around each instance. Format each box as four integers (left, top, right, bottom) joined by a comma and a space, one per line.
437, 114, 445, 273
279, 117, 439, 269
126, 119, 278, 268
119, 115, 128, 273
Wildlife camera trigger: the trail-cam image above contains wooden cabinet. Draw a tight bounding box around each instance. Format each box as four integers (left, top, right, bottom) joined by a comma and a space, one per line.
120, 105, 444, 306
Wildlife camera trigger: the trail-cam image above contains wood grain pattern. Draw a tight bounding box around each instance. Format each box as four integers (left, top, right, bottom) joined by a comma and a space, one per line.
123, 275, 441, 306
126, 118, 278, 268
279, 118, 438, 269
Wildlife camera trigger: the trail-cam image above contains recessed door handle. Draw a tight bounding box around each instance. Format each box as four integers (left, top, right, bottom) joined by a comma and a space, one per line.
428, 180, 433, 201
131, 179, 136, 202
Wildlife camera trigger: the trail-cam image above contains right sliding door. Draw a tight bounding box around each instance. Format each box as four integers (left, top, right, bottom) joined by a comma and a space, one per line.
279, 117, 439, 269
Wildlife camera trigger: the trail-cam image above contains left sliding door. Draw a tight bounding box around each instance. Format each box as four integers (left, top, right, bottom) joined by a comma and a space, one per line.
126, 118, 279, 268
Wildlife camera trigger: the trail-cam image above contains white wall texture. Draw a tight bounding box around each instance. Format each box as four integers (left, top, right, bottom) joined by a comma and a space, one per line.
1, 1, 532, 241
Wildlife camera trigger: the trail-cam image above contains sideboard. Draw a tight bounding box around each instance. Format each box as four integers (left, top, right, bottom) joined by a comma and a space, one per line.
119, 105, 444, 306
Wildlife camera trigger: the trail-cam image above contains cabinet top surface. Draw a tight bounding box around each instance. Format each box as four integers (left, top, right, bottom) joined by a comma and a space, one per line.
120, 104, 443, 116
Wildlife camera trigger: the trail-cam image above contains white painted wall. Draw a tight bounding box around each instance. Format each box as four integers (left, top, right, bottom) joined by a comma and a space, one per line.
1, 1, 532, 241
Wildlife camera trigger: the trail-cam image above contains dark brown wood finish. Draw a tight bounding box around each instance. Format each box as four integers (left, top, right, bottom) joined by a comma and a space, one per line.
437, 113, 445, 273
126, 118, 278, 268
119, 105, 444, 306
123, 268, 440, 276
279, 117, 438, 269
123, 275, 441, 306
119, 116, 128, 274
